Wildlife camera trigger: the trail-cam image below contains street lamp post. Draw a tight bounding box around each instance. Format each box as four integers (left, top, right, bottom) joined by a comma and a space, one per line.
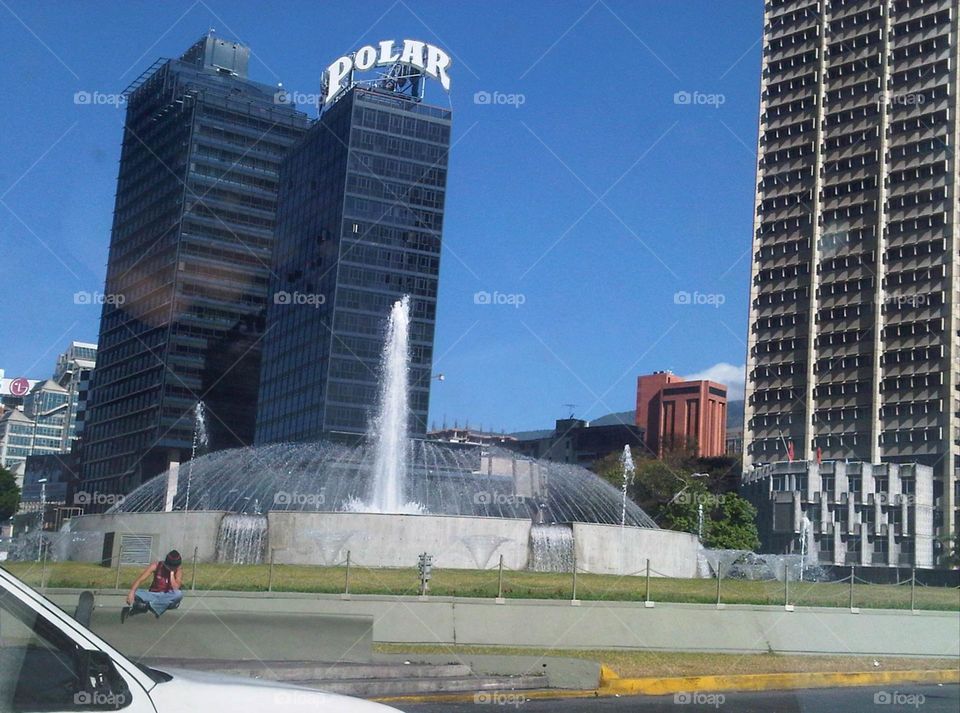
36, 478, 48, 562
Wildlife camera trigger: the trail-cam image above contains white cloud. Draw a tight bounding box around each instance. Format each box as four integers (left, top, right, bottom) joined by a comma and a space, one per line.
683, 362, 746, 401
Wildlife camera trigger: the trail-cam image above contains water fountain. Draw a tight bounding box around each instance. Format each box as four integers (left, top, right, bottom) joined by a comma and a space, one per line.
216, 514, 267, 565
530, 524, 574, 572
620, 444, 635, 528
185, 401, 209, 511
59, 295, 703, 577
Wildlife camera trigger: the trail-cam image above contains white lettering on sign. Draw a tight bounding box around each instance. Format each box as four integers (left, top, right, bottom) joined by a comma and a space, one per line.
323, 39, 452, 105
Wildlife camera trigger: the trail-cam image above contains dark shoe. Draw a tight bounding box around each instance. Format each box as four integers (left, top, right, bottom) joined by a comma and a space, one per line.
75, 591, 94, 627
132, 600, 149, 615
120, 606, 130, 624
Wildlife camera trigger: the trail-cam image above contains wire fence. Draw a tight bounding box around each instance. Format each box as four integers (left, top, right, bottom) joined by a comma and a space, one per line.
10, 546, 958, 613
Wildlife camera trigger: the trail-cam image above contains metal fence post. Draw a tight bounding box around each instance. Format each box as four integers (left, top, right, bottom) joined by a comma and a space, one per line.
716, 563, 722, 607
190, 546, 198, 591
571, 552, 579, 604
114, 546, 124, 590
344, 550, 351, 595
784, 564, 789, 607
645, 559, 651, 604
40, 544, 48, 592
848, 565, 855, 611
497, 554, 504, 600
268, 548, 275, 592
910, 567, 916, 613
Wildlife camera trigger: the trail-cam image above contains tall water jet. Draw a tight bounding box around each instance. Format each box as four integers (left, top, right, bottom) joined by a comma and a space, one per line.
620, 444, 635, 528
367, 296, 418, 513
184, 401, 209, 511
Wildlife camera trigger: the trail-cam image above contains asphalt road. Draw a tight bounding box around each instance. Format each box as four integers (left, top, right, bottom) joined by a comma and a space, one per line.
394, 684, 957, 712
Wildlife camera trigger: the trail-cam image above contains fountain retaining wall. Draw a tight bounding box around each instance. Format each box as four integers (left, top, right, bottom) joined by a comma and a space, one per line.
57, 512, 701, 576
267, 512, 533, 569
573, 522, 700, 578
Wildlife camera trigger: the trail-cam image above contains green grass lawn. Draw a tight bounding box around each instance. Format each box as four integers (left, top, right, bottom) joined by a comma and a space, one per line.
374, 644, 960, 678
3, 561, 958, 611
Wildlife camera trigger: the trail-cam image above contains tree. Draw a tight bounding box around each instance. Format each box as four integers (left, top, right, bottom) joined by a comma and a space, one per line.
0, 465, 20, 521
704, 494, 760, 550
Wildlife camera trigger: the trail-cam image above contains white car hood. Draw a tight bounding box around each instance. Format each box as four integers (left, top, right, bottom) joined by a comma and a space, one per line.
147, 667, 401, 713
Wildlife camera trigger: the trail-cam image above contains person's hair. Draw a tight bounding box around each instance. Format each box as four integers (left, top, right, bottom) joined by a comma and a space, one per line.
164, 550, 182, 569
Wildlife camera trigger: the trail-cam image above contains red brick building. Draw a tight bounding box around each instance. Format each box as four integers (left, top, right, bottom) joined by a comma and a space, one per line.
635, 371, 727, 458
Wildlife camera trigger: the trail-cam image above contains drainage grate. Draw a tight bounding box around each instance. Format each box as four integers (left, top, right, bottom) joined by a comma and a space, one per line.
119, 535, 153, 565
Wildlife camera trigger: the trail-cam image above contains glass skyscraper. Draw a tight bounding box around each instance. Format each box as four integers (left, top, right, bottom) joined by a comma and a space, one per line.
255, 86, 452, 443
82, 34, 310, 493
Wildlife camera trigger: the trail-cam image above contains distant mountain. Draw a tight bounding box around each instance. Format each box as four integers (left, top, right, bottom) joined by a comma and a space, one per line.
727, 399, 744, 430
588, 410, 635, 427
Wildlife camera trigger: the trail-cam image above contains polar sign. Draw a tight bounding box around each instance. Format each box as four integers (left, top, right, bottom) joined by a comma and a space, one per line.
323, 39, 452, 106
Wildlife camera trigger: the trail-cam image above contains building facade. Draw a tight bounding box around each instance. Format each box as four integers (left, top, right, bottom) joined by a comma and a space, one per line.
506, 418, 646, 468
741, 460, 934, 568
255, 85, 451, 443
743, 0, 959, 549
53, 341, 97, 451
636, 371, 728, 457
81, 35, 310, 493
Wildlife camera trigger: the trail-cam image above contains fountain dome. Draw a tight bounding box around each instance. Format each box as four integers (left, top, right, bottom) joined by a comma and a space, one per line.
110, 441, 658, 528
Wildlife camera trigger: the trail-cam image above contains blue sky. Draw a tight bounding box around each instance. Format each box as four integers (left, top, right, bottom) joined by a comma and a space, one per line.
0, 0, 762, 432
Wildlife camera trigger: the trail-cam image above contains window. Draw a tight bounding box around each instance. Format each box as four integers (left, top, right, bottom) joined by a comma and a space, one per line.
0, 582, 132, 711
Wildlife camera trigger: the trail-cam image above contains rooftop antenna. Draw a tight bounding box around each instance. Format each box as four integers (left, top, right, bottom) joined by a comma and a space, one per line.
562, 403, 577, 419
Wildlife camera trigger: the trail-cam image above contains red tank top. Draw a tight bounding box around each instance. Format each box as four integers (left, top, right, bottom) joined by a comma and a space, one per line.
149, 562, 174, 592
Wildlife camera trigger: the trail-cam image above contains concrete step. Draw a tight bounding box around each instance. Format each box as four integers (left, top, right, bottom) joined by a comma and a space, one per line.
141, 658, 547, 697
297, 674, 546, 697
143, 658, 473, 682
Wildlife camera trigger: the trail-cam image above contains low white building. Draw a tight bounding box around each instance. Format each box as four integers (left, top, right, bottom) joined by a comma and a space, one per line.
741, 460, 935, 569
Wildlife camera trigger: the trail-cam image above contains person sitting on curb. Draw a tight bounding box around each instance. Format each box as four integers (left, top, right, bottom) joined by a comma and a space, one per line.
121, 550, 184, 622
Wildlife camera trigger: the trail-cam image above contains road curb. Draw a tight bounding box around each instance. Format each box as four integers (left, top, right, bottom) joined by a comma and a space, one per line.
598, 667, 960, 696
371, 668, 959, 704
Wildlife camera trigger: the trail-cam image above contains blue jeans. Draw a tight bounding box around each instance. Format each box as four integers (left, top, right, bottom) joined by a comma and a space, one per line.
135, 589, 183, 616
